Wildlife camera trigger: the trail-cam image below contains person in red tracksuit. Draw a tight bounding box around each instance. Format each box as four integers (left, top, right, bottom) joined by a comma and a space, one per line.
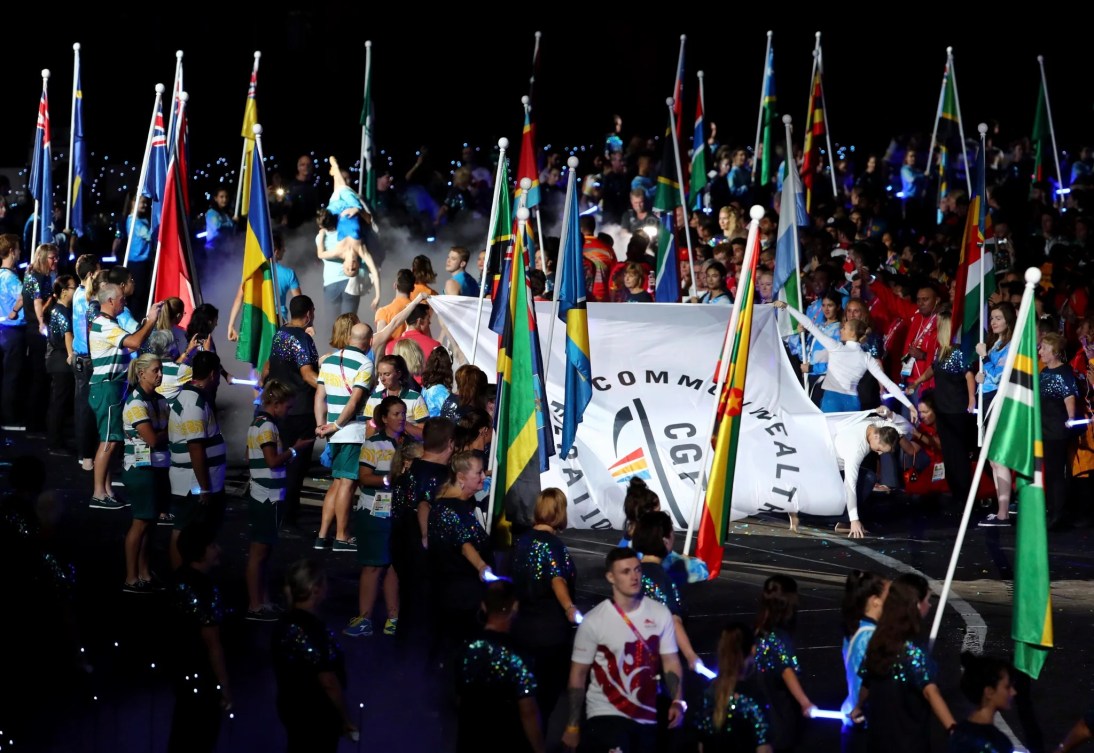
863, 268, 942, 403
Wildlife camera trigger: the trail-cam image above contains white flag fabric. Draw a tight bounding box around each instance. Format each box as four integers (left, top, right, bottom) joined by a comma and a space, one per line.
430, 298, 847, 530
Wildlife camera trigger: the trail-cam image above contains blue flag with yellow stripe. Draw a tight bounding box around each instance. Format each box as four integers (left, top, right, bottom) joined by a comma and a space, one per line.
556, 168, 592, 457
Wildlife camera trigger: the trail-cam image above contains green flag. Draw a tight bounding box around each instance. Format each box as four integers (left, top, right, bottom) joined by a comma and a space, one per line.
759, 46, 777, 187
653, 111, 680, 214
987, 293, 1053, 679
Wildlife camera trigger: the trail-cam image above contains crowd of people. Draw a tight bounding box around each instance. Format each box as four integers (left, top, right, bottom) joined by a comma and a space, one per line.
1, 109, 1093, 753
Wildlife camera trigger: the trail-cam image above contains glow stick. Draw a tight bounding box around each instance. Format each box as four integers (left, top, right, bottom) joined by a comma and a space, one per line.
693, 659, 717, 679
808, 708, 847, 721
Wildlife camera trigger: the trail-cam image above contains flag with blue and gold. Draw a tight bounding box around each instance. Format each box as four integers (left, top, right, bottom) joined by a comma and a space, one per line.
488, 155, 515, 335
987, 281, 1052, 679
696, 226, 761, 579
71, 61, 87, 237
556, 167, 592, 458
235, 139, 279, 370
239, 62, 259, 217
493, 214, 555, 534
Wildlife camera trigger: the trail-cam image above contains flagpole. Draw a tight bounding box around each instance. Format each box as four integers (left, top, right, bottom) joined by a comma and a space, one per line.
976, 123, 987, 448
925, 58, 946, 221
751, 31, 773, 185
529, 30, 541, 100
486, 200, 529, 534
358, 40, 372, 196
471, 138, 509, 367
124, 85, 165, 267
1036, 56, 1064, 202
234, 51, 260, 220
66, 44, 80, 235
545, 156, 579, 383
946, 48, 973, 197
696, 69, 707, 211
667, 98, 698, 295
815, 37, 839, 199
683, 206, 765, 556
31, 69, 51, 254
784, 115, 809, 391
254, 123, 282, 327
929, 266, 1041, 650
167, 51, 183, 146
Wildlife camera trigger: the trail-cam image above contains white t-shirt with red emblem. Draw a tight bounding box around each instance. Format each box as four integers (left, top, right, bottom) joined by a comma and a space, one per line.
571, 597, 678, 724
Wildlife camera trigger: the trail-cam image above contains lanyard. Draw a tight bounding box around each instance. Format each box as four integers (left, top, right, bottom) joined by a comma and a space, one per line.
612, 600, 658, 672
912, 314, 937, 348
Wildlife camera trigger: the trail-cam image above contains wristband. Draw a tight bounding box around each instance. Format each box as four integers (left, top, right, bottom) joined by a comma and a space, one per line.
564, 725, 580, 733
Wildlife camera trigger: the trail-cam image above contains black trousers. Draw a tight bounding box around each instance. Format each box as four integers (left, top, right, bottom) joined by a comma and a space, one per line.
73, 356, 97, 459
1044, 437, 1070, 525
46, 366, 74, 449
279, 413, 316, 524
24, 331, 49, 431
935, 411, 974, 503
0, 326, 25, 425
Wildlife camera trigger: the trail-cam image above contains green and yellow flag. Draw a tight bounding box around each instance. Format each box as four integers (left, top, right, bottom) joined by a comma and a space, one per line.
235, 139, 278, 370
987, 282, 1053, 678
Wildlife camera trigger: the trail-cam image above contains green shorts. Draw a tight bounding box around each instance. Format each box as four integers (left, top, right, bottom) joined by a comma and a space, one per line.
172, 490, 226, 533
123, 466, 168, 521
89, 381, 125, 442
355, 511, 392, 566
330, 442, 362, 480
247, 496, 282, 546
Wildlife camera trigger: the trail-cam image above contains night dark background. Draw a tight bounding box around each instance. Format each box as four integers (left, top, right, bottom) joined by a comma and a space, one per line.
2, 10, 1092, 207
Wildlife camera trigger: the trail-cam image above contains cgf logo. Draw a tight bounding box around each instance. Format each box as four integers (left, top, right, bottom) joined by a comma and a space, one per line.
611, 399, 687, 528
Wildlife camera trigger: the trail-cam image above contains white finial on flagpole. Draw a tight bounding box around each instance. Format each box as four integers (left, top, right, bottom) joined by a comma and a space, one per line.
155, 83, 165, 94
680, 34, 687, 41
947, 46, 953, 55
782, 114, 792, 125
520, 177, 532, 191
254, 51, 261, 60
73, 42, 81, 51
535, 31, 542, 40
815, 31, 821, 41
176, 50, 184, 60
1026, 267, 1042, 286
1037, 54, 1044, 63
767, 30, 773, 38
978, 122, 988, 136
42, 69, 51, 80
517, 206, 530, 222
567, 156, 579, 169
697, 70, 704, 80
253, 124, 263, 137
498, 137, 509, 150
521, 95, 530, 106
665, 97, 674, 108
179, 91, 189, 103
750, 205, 765, 221
365, 40, 372, 49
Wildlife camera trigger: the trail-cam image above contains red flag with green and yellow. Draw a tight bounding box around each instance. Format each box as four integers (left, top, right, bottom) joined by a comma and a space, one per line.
695, 228, 760, 579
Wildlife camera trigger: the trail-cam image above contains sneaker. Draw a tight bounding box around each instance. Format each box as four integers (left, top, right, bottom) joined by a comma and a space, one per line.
158, 513, 176, 527
343, 615, 374, 638
978, 514, 1012, 528
90, 496, 127, 510
333, 537, 358, 552
313, 536, 333, 550
383, 617, 398, 636
246, 606, 280, 623
123, 580, 156, 595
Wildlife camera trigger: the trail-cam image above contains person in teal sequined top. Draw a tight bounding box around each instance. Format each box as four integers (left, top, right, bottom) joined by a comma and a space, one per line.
854, 574, 955, 753
457, 580, 544, 753
751, 574, 815, 753
693, 622, 772, 753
